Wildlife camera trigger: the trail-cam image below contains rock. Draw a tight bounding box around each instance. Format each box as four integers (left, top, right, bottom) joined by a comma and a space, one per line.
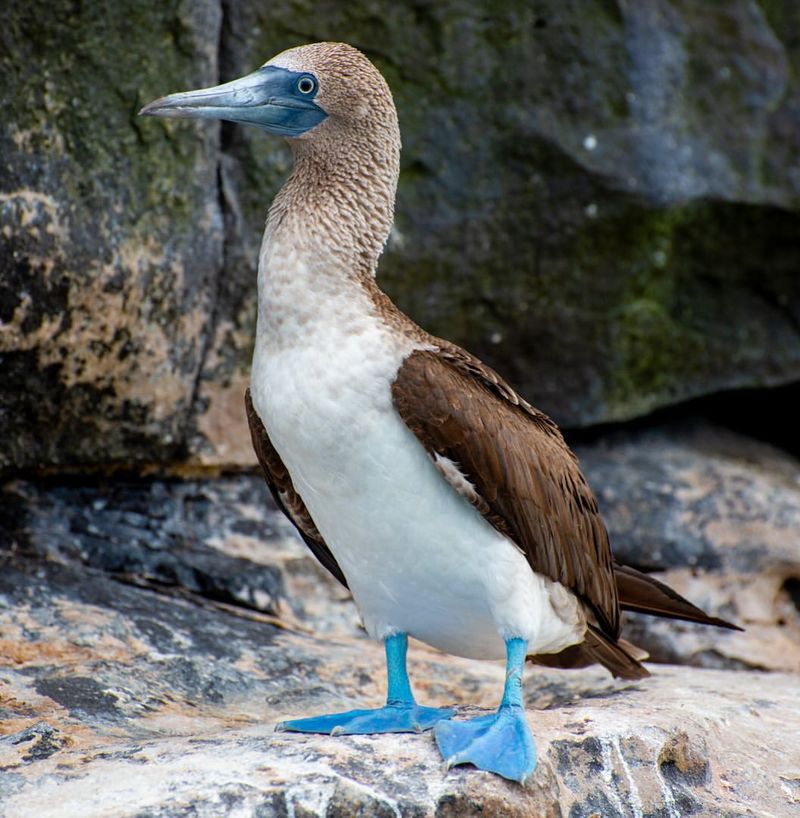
575, 420, 800, 673
220, 0, 800, 432
0, 474, 360, 637
1, 552, 798, 818
3, 5, 800, 809
5, 417, 798, 675
0, 0, 224, 474
1, 423, 798, 814
0, 477, 286, 617
4, 1, 800, 474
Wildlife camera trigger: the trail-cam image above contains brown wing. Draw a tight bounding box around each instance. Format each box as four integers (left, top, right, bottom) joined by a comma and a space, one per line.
391, 346, 619, 638
245, 389, 348, 588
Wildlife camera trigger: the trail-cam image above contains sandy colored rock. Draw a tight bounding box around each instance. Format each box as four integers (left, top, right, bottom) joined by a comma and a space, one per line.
0, 553, 798, 818
0, 0, 224, 474
1, 446, 799, 816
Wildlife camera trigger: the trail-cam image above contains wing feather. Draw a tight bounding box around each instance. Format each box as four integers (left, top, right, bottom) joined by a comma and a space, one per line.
392, 346, 620, 638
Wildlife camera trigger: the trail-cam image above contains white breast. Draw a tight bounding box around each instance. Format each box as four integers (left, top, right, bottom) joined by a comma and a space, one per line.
250, 235, 585, 661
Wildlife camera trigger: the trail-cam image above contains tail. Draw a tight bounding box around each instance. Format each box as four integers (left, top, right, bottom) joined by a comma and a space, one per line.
613, 563, 742, 630
530, 625, 651, 680
530, 563, 741, 680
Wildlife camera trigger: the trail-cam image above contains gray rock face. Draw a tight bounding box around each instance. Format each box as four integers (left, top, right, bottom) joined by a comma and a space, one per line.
216, 0, 800, 433
1, 552, 798, 818
1, 419, 799, 815
3, 1, 800, 472
3, 3, 800, 810
5, 420, 797, 675
1, 0, 224, 473
576, 421, 800, 674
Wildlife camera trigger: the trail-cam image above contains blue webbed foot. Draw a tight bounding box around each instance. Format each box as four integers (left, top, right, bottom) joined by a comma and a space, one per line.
434, 704, 537, 784
278, 702, 455, 735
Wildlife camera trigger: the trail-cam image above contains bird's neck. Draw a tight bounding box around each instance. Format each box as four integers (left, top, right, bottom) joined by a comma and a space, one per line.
271, 125, 399, 273
256, 124, 401, 342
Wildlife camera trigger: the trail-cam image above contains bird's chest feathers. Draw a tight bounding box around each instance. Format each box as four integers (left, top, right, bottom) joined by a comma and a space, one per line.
252, 235, 412, 480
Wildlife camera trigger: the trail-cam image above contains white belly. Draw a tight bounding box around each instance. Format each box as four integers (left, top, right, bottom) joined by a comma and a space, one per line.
250, 284, 584, 661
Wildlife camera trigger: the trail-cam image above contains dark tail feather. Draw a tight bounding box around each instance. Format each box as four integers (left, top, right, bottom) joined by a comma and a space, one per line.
614, 563, 743, 631
530, 625, 650, 681
582, 625, 651, 680
530, 563, 741, 679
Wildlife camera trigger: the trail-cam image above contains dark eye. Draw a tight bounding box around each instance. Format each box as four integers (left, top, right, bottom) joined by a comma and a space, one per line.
297, 76, 316, 95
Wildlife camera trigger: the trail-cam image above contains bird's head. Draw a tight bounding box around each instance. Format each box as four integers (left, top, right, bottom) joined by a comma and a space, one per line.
139, 42, 395, 142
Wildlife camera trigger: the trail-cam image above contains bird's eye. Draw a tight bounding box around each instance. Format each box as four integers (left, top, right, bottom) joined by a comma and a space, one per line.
297, 76, 317, 95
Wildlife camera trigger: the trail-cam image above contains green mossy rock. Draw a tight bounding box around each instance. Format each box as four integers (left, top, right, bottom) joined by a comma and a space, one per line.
220, 0, 800, 432
0, 0, 223, 472
2, 0, 800, 471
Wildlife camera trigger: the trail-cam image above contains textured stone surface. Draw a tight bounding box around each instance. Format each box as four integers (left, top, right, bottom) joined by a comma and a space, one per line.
3, 1, 800, 474
0, 0, 224, 473
1, 419, 799, 814
219, 0, 800, 434
3, 419, 797, 674
576, 421, 800, 673
3, 3, 800, 809
0, 475, 360, 638
1, 552, 798, 818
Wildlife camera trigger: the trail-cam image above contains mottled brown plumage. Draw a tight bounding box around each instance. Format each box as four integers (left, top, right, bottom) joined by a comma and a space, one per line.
265, 43, 400, 282
245, 323, 738, 681
147, 39, 740, 784
229, 41, 738, 683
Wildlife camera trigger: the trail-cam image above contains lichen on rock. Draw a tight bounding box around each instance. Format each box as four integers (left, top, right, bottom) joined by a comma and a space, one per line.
0, 0, 224, 473
4, 1, 800, 471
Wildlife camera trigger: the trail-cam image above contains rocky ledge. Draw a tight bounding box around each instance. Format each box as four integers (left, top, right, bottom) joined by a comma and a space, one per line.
1, 554, 798, 818
1, 419, 799, 816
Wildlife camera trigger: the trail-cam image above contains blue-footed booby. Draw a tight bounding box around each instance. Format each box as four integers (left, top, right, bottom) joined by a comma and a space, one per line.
140, 42, 739, 784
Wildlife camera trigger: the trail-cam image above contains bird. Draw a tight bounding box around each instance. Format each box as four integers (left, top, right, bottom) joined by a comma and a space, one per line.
140, 42, 739, 784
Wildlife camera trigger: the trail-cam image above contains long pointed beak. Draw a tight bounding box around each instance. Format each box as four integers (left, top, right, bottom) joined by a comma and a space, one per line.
139, 68, 273, 121
139, 66, 327, 136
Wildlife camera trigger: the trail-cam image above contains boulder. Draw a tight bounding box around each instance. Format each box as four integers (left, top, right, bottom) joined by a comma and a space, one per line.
575, 420, 800, 673
3, 1, 800, 472
0, 0, 224, 473
5, 418, 797, 675
1, 553, 798, 818
2, 415, 799, 814
221, 0, 800, 433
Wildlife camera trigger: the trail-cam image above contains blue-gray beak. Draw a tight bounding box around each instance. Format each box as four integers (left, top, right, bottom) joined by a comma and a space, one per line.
139, 65, 327, 137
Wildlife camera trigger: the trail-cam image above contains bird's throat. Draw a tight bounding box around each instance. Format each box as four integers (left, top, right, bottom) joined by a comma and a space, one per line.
256, 114, 402, 351
276, 128, 399, 273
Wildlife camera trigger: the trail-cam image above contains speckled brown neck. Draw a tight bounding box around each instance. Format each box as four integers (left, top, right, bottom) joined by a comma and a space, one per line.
266, 109, 400, 283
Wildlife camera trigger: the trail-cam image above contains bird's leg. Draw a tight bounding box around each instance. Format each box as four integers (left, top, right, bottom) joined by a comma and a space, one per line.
278, 633, 455, 735
434, 637, 537, 783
